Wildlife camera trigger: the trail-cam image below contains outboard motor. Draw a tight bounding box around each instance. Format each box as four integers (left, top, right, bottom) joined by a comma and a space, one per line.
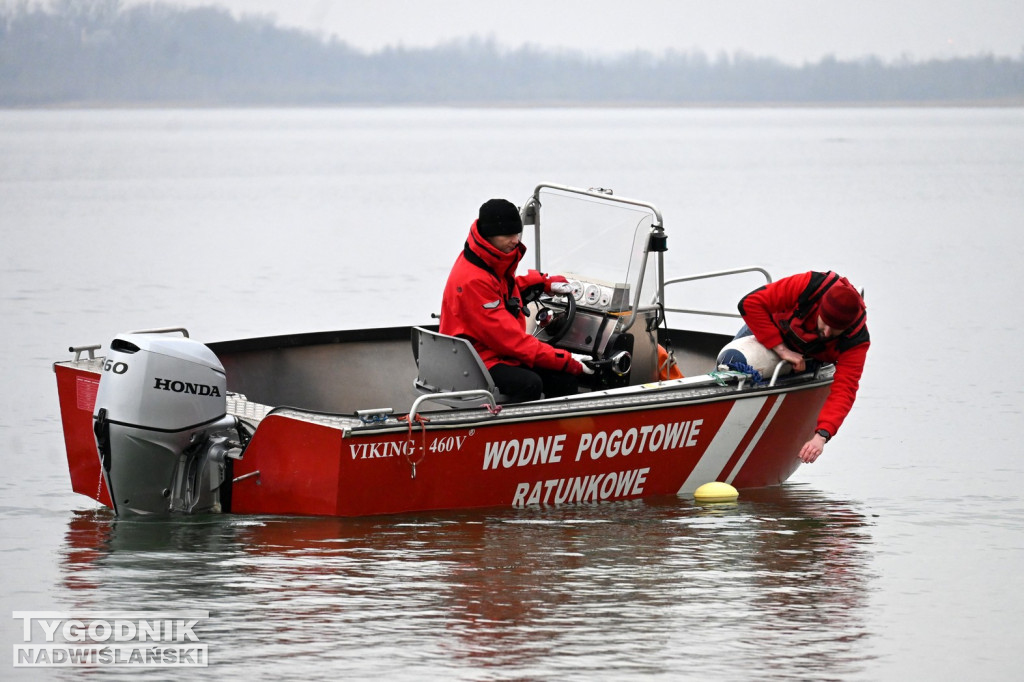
92, 332, 244, 516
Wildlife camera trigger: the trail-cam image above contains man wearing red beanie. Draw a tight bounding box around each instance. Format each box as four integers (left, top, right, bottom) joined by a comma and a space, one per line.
440, 198, 591, 403
732, 271, 869, 463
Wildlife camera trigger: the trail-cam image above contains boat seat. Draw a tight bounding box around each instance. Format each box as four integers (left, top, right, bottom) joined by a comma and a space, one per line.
411, 327, 509, 406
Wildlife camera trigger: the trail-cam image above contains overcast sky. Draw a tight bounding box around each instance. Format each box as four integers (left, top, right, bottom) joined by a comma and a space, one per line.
116, 0, 1024, 63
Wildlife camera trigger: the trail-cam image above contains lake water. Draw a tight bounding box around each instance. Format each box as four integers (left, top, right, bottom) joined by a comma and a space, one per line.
1, 107, 1023, 680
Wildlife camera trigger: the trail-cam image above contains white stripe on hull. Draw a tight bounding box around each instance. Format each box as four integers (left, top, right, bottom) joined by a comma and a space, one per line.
677, 394, 786, 495
724, 394, 785, 484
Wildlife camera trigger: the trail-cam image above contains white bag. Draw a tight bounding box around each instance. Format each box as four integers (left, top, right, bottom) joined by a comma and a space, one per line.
716, 335, 791, 379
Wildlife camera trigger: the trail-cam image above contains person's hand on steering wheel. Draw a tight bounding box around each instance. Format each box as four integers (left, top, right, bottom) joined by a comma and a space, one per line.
545, 274, 573, 296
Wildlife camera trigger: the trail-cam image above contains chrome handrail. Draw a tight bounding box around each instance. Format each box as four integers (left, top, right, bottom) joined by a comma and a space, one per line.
127, 327, 190, 337
527, 183, 664, 230
769, 361, 787, 387
660, 266, 773, 319
68, 344, 102, 362
408, 390, 498, 416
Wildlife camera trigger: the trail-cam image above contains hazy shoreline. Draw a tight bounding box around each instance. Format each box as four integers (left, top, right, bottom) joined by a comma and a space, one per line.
5, 99, 1023, 110
4, 2, 1021, 109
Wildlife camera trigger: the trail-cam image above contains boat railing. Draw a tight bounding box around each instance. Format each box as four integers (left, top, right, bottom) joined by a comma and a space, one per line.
660, 266, 773, 319
128, 326, 190, 337
64, 328, 190, 364
68, 343, 103, 362
409, 390, 498, 417
768, 361, 787, 387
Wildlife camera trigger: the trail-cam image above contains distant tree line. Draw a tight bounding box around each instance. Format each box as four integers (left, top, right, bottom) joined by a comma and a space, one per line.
2, 0, 1022, 106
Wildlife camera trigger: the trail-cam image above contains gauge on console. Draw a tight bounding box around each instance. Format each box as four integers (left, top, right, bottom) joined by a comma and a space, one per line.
583, 284, 601, 306
569, 280, 583, 301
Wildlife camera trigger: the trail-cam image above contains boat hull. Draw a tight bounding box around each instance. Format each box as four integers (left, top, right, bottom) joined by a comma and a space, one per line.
224, 386, 825, 517
53, 328, 830, 518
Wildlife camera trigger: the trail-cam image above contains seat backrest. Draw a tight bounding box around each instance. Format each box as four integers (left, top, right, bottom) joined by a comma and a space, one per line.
411, 327, 497, 396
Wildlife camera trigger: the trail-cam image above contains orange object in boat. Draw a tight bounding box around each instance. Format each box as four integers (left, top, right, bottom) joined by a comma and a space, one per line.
658, 344, 684, 380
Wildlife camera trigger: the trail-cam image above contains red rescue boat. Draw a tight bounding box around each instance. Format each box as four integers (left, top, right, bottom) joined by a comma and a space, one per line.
53, 184, 831, 518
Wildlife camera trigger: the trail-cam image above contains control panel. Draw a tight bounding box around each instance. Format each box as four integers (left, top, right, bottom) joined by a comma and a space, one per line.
564, 274, 631, 313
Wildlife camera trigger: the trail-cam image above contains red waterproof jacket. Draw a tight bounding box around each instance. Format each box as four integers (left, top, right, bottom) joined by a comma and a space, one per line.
739, 271, 870, 437
440, 221, 583, 375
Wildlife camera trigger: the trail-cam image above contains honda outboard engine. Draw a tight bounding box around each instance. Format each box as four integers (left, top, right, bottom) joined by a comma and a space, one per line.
92, 332, 245, 516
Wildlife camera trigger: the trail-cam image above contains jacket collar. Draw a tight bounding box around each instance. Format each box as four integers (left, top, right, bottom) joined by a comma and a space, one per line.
465, 220, 526, 279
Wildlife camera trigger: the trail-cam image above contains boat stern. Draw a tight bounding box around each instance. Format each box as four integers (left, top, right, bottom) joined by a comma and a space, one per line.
54, 351, 111, 508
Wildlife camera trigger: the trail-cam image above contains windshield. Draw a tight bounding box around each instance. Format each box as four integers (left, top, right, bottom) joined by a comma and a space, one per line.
519, 187, 661, 306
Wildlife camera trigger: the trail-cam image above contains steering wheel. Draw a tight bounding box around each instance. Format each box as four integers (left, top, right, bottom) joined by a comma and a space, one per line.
529, 292, 577, 345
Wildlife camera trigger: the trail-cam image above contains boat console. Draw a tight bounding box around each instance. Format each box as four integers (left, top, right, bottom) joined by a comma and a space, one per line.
520, 184, 667, 387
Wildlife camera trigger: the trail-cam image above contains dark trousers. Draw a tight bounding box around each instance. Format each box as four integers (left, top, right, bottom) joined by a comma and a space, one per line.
734, 324, 754, 339
489, 363, 579, 403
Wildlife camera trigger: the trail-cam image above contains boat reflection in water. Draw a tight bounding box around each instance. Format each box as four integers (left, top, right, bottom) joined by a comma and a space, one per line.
60, 485, 876, 678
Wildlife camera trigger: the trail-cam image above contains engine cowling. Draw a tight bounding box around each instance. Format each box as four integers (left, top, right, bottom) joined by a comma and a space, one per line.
92, 333, 241, 516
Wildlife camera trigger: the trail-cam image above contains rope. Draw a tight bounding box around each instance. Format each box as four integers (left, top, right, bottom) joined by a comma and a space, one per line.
712, 361, 766, 385
397, 413, 431, 478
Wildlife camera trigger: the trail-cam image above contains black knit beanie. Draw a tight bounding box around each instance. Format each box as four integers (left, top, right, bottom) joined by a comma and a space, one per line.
477, 199, 523, 238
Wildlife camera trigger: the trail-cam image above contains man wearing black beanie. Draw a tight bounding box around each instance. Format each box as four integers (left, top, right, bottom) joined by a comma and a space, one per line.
439, 199, 592, 402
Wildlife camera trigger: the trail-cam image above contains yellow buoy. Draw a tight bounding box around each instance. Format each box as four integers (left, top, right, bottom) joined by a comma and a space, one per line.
693, 481, 739, 502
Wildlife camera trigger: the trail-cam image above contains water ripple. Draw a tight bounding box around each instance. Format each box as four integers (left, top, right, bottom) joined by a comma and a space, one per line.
35, 488, 881, 680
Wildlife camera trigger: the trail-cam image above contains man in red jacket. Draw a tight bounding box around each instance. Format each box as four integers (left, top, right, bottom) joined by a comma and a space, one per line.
728, 271, 869, 464
440, 198, 590, 403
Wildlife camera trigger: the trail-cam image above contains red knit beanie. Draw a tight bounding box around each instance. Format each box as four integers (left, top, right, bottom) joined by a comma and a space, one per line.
819, 282, 863, 330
